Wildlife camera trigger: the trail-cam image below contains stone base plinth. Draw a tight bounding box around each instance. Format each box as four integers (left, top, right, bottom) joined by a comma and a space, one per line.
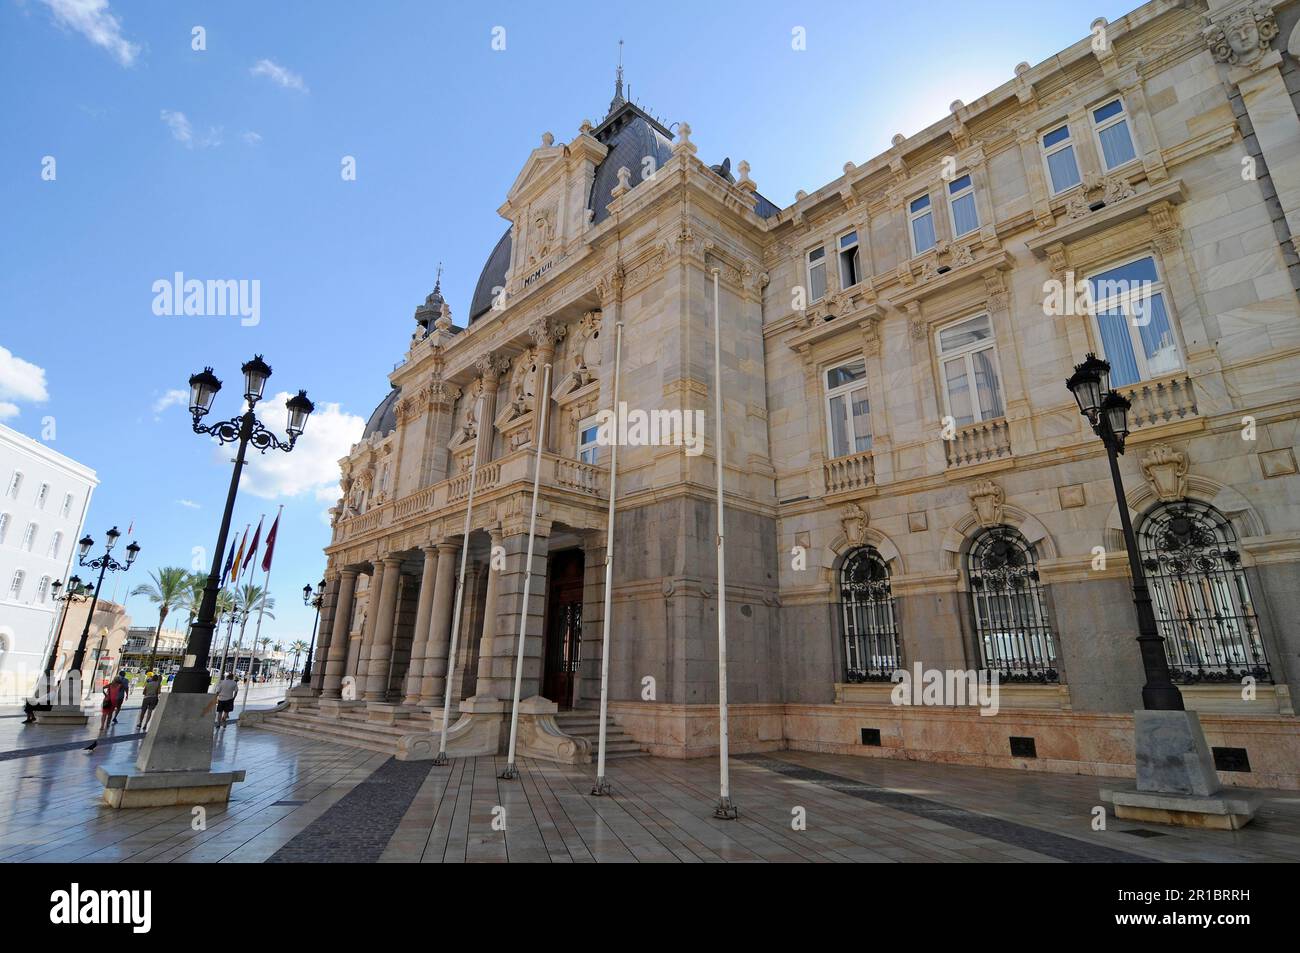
317, 698, 365, 720
287, 683, 318, 699
516, 695, 590, 765
367, 702, 413, 725
1133, 709, 1221, 797
34, 704, 90, 726
396, 696, 500, 761
1101, 785, 1262, 830
96, 764, 246, 808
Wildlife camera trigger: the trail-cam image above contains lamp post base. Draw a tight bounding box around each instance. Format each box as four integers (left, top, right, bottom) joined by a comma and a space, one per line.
713, 797, 739, 820
1099, 709, 1259, 829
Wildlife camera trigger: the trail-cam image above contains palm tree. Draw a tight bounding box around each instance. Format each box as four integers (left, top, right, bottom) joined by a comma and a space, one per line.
231, 583, 274, 677
180, 571, 209, 631
288, 639, 309, 681
130, 567, 190, 670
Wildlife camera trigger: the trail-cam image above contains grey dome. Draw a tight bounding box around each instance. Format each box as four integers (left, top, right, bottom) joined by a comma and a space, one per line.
362, 387, 400, 439
468, 228, 512, 323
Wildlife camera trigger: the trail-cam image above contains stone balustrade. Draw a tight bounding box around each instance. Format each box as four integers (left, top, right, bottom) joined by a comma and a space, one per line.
944, 418, 1012, 469
332, 450, 606, 544
1121, 374, 1198, 431
824, 448, 874, 494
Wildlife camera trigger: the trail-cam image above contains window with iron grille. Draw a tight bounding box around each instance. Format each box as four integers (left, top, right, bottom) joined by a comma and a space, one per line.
1138, 500, 1270, 683
839, 546, 900, 681
966, 526, 1058, 681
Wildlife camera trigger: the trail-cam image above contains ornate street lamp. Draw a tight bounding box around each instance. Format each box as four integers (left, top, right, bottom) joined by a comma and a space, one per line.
300, 578, 326, 687
174, 356, 314, 693
65, 528, 140, 684
1066, 353, 1182, 711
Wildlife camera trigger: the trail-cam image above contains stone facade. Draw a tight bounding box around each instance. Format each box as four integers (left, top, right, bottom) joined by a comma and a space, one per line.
316, 0, 1300, 786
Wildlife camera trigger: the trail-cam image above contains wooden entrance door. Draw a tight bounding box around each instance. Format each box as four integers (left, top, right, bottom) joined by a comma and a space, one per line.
542, 549, 584, 708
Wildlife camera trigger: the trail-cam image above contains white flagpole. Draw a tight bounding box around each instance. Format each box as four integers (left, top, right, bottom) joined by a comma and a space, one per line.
501, 362, 552, 781
711, 268, 737, 819
434, 393, 486, 765
242, 506, 280, 713
591, 322, 623, 796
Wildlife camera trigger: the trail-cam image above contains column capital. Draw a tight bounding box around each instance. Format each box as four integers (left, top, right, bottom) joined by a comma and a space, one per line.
381, 553, 404, 569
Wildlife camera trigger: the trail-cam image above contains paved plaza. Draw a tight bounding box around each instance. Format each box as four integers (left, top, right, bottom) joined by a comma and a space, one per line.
1, 699, 1297, 863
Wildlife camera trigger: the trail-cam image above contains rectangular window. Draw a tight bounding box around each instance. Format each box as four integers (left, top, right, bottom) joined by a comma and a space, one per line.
577, 416, 601, 464
1091, 98, 1137, 171
6, 472, 21, 500
47, 531, 62, 560
37, 576, 51, 603
8, 570, 24, 600
1088, 255, 1181, 388
838, 230, 862, 289
21, 522, 37, 553
947, 174, 979, 237
806, 246, 827, 303
1042, 124, 1082, 194
35, 483, 49, 508
909, 193, 936, 255
937, 314, 1004, 426
61, 493, 74, 517
824, 358, 872, 458
0, 513, 8, 545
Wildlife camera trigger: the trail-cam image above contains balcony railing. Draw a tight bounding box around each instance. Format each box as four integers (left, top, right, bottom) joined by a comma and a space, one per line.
333, 450, 607, 543
824, 448, 874, 494
945, 418, 1012, 469
1121, 374, 1198, 431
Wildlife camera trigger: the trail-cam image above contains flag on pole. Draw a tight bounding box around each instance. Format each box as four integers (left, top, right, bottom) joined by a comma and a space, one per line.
231, 525, 249, 579
243, 516, 264, 578
221, 538, 236, 586
261, 511, 281, 573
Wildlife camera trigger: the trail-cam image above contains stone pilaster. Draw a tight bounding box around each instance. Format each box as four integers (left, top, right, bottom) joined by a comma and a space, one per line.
311, 574, 340, 692
320, 569, 358, 699
474, 526, 550, 701
474, 526, 505, 691
474, 353, 509, 463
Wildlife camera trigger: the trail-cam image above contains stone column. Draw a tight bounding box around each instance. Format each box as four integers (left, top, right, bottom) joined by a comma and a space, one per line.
419, 541, 460, 705
320, 569, 358, 698
402, 545, 440, 705
364, 555, 404, 701
528, 318, 566, 451
310, 574, 340, 692
474, 526, 504, 691
474, 353, 509, 464
352, 563, 384, 682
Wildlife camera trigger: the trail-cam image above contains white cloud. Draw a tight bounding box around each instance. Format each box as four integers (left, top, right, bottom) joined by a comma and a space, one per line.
0, 347, 50, 419
250, 58, 308, 93
41, 0, 140, 67
232, 393, 363, 501
241, 130, 263, 146
175, 499, 200, 509
160, 109, 222, 149
152, 388, 188, 415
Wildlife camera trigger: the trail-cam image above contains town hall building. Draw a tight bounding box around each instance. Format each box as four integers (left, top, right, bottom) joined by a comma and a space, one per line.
261, 0, 1300, 789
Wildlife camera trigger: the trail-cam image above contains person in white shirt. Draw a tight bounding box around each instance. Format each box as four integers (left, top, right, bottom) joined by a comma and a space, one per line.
214, 672, 239, 726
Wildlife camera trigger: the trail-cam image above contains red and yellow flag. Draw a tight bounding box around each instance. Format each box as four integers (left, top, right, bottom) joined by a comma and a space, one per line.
230, 524, 249, 578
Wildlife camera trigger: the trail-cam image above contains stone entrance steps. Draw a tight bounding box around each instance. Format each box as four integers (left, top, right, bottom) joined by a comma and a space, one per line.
251, 706, 438, 755
554, 711, 645, 760
251, 704, 645, 760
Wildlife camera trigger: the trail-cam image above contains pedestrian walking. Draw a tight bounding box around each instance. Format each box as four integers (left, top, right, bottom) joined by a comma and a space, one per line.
111, 669, 129, 724
137, 671, 163, 731
100, 678, 125, 732
214, 671, 239, 726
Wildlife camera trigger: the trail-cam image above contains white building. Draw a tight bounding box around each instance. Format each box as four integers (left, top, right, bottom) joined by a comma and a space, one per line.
0, 423, 97, 702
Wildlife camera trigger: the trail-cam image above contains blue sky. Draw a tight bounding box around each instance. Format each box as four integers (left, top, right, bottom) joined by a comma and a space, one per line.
0, 0, 1133, 647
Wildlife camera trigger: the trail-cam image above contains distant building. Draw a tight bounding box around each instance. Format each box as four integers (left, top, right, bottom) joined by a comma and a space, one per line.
121, 625, 189, 673
0, 423, 97, 702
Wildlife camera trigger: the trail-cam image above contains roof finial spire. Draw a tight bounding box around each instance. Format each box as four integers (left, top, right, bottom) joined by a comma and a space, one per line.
608, 39, 626, 115
434, 261, 443, 292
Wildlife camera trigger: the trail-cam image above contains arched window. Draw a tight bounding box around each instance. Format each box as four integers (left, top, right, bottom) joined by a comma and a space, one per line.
47, 531, 63, 560
36, 575, 51, 603
838, 546, 900, 681
966, 526, 1057, 681
1138, 500, 1269, 682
